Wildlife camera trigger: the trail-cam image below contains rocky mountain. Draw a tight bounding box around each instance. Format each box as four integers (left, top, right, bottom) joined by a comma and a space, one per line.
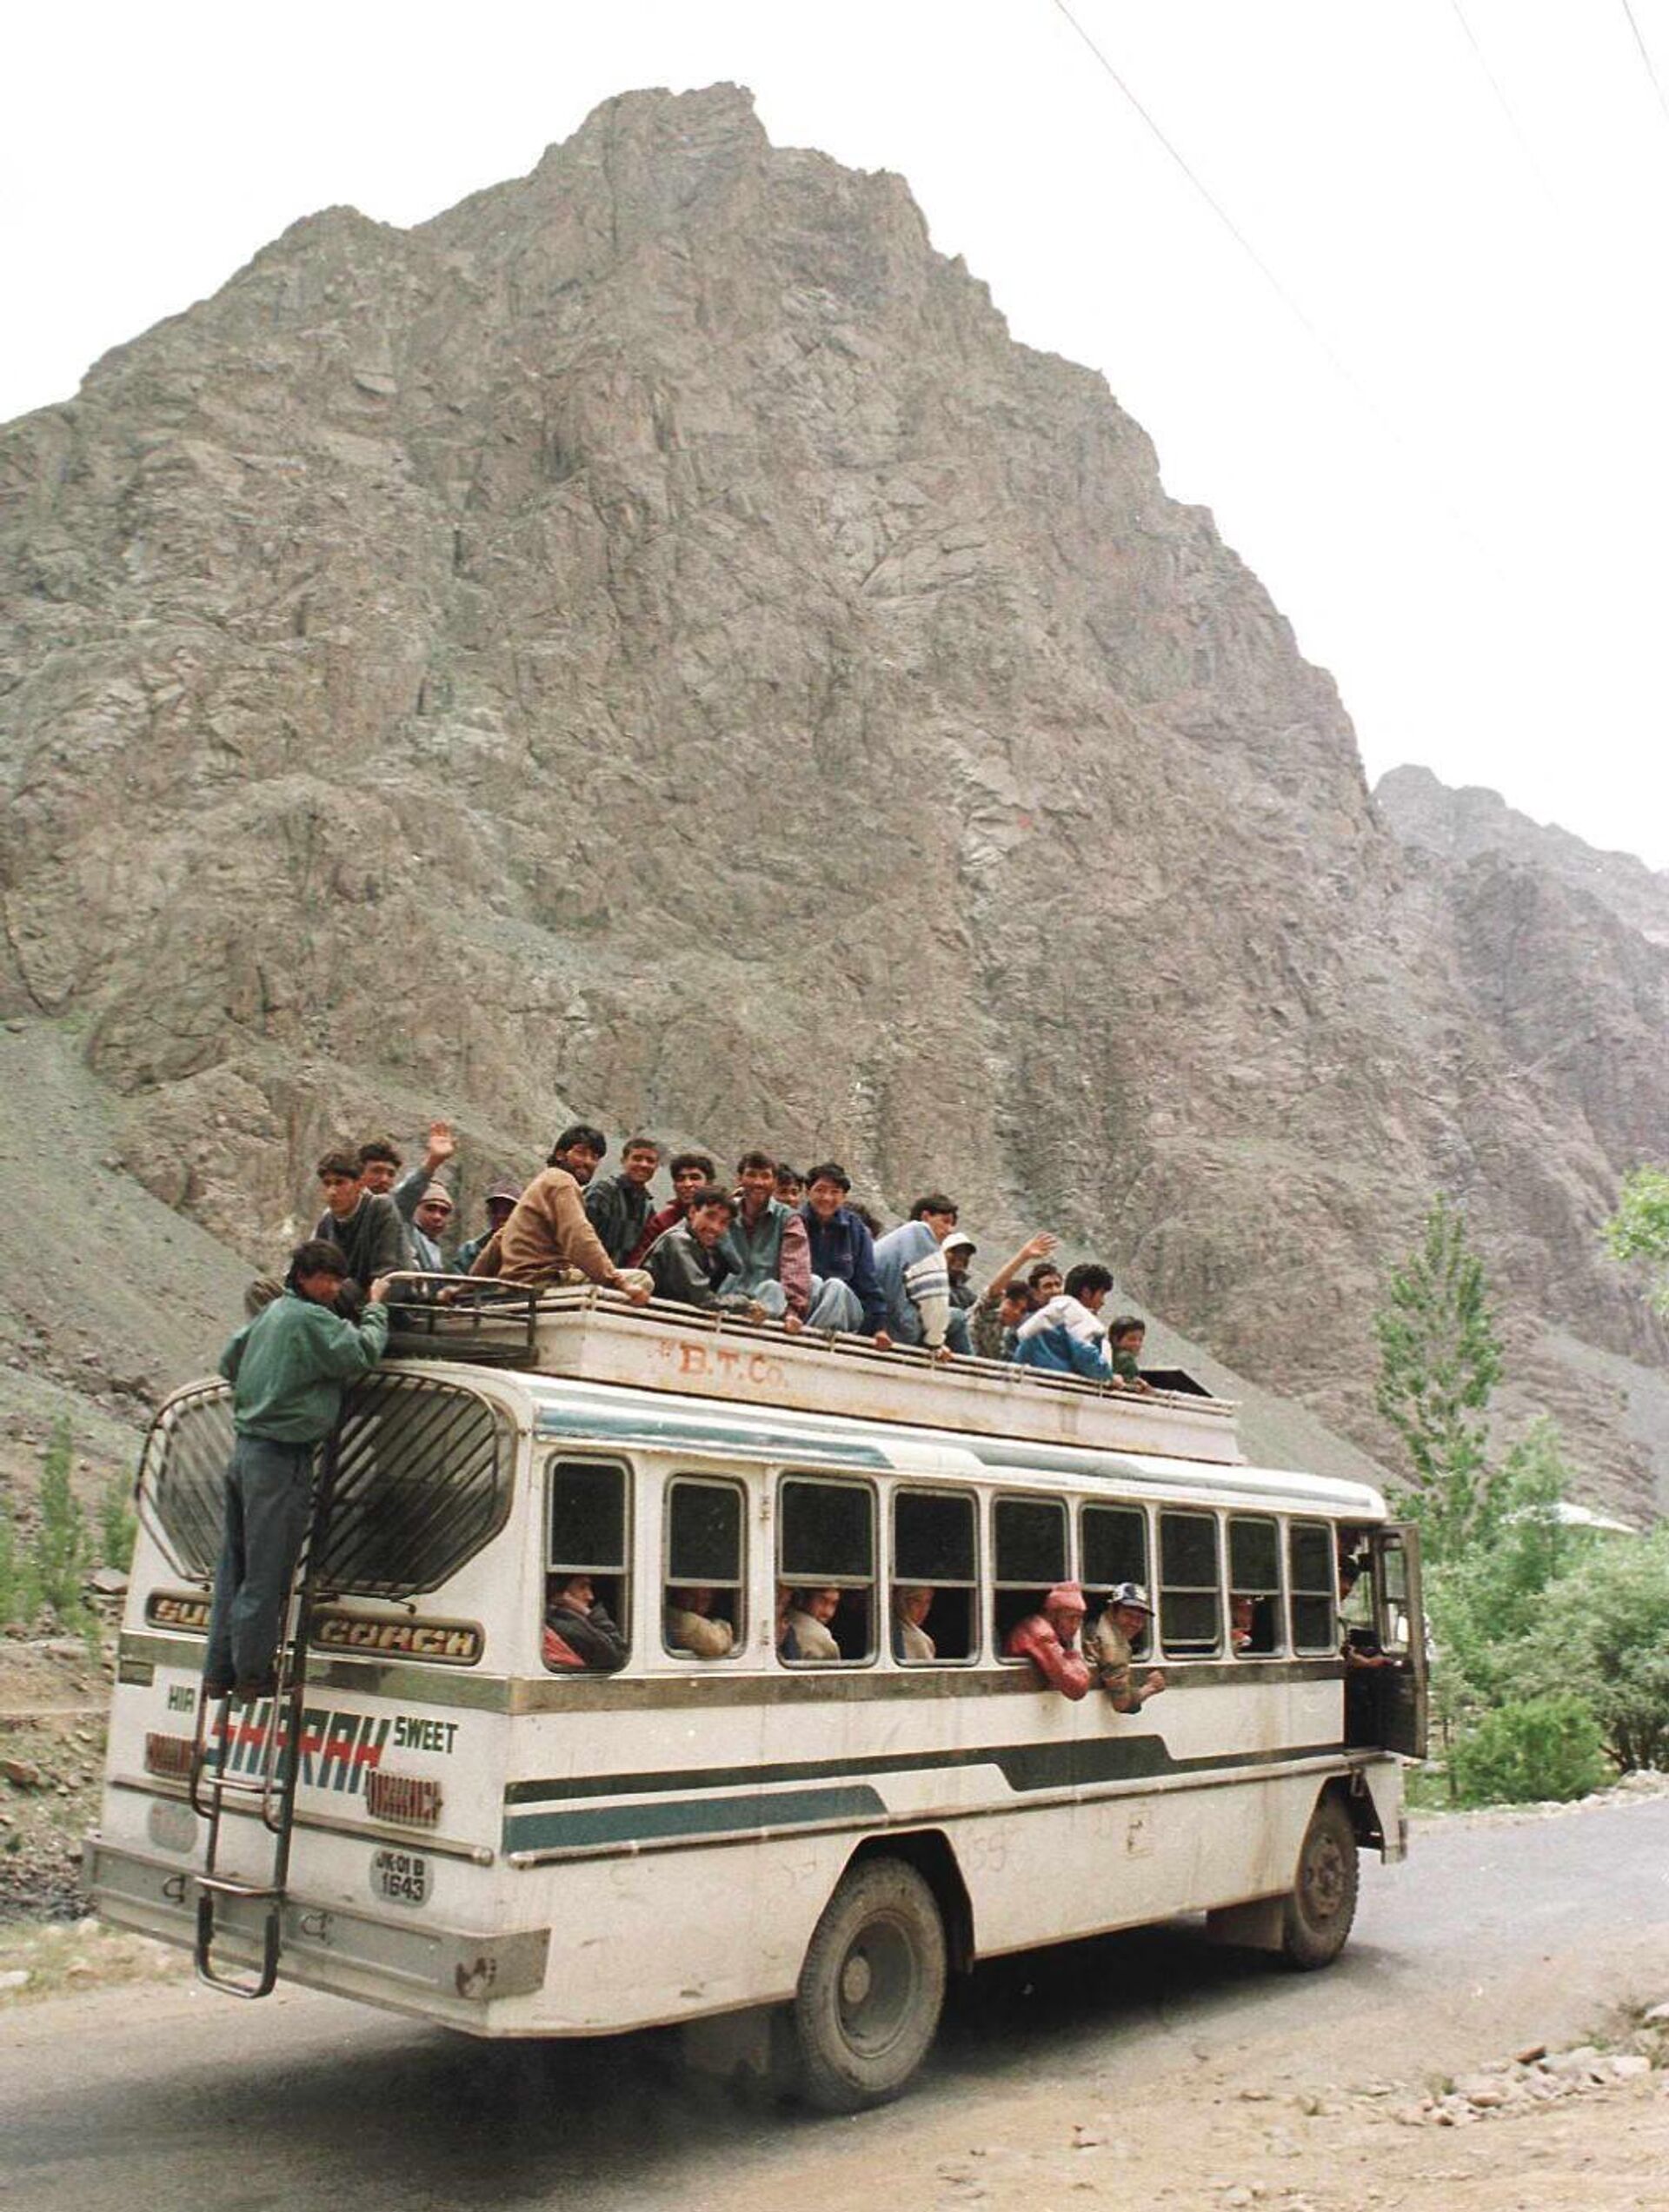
1, 84, 1664, 1516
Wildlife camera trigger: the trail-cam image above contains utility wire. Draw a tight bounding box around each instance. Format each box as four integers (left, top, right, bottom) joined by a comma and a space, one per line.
1448, 0, 1560, 209
1618, 0, 1669, 130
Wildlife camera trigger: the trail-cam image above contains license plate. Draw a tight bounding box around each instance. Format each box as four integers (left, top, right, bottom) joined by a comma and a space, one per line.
370, 1848, 429, 1906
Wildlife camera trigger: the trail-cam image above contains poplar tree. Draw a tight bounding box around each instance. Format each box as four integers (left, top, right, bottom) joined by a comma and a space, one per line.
1602, 1165, 1669, 1316
1373, 1193, 1504, 1562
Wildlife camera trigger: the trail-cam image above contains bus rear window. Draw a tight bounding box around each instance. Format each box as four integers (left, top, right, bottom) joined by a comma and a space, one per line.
892, 1488, 977, 1663
994, 1496, 1067, 1650
779, 1478, 874, 1663
1159, 1510, 1221, 1656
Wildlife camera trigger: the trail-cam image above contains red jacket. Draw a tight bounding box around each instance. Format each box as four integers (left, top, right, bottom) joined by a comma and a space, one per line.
1003, 1614, 1092, 1699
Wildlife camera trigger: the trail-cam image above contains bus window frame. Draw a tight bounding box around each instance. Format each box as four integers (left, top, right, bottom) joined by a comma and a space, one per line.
544, 1453, 634, 1665
775, 1471, 881, 1670
992, 1491, 1071, 1664
662, 1473, 748, 1663
1227, 1511, 1286, 1658
1157, 1506, 1224, 1658
890, 1484, 981, 1666
1080, 1499, 1153, 1659
1287, 1518, 1340, 1655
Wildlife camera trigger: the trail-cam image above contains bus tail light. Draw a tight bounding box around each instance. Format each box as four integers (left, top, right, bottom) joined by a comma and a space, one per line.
366, 1770, 443, 1827
144, 1732, 196, 1781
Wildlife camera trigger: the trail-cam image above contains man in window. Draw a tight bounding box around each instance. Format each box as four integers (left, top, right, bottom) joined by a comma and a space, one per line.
543, 1572, 628, 1671
1003, 1581, 1093, 1699
893, 1584, 936, 1661
1088, 1583, 1167, 1714
665, 1585, 735, 1657
785, 1586, 842, 1660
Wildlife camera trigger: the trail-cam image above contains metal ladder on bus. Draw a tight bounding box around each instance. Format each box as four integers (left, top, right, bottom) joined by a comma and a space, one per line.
187, 1429, 342, 1998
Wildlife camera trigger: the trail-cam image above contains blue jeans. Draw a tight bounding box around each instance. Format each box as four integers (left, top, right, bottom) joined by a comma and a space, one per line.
203, 1434, 315, 1688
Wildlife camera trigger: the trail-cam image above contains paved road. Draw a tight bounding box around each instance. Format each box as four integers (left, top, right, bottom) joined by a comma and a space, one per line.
5, 1797, 1668, 2212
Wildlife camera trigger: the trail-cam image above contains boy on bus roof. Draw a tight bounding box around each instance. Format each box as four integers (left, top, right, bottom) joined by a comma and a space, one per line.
799, 1163, 888, 1339
314, 1147, 412, 1285
468, 1146, 652, 1300
584, 1134, 662, 1265
724, 1150, 812, 1328
1012, 1263, 1114, 1379
627, 1150, 717, 1266
873, 1196, 961, 1355
546, 1122, 608, 1187
968, 1231, 1058, 1360
203, 1241, 392, 1701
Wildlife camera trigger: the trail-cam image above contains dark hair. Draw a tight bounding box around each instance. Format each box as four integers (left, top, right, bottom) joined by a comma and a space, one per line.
687, 1185, 737, 1218
357, 1137, 402, 1171
548, 1123, 607, 1165
1027, 1259, 1062, 1289
736, 1149, 776, 1176
669, 1151, 717, 1179
911, 1192, 958, 1219
622, 1134, 662, 1159
805, 1161, 851, 1192
775, 1163, 802, 1186
1065, 1262, 1114, 1300
999, 1280, 1034, 1308
851, 1202, 884, 1236
316, 1148, 361, 1182
289, 1238, 349, 1279
1108, 1314, 1146, 1340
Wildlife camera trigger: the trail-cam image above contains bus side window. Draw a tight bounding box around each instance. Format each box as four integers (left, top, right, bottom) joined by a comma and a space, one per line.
1158, 1510, 1221, 1657
664, 1478, 745, 1660
1081, 1503, 1151, 1657
892, 1488, 978, 1663
1227, 1514, 1283, 1656
1288, 1521, 1337, 1654
778, 1478, 875, 1663
546, 1458, 630, 1671
994, 1496, 1068, 1654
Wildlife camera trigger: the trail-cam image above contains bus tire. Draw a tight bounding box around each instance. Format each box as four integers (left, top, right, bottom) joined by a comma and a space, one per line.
792, 1856, 948, 2111
1280, 1791, 1359, 1970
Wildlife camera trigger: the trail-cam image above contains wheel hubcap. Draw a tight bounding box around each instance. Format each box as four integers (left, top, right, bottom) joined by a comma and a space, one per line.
1303, 1833, 1347, 1920
837, 1916, 916, 2056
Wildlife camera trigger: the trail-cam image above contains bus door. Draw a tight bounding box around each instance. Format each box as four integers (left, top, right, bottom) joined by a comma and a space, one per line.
1366, 1522, 1427, 1760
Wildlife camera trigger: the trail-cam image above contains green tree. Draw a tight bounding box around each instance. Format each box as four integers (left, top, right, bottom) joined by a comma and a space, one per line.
1517, 1527, 1669, 1773
30, 1416, 90, 1627
0, 1491, 40, 1629
1373, 1192, 1505, 1561
98, 1472, 137, 1573
1449, 1693, 1608, 1806
1602, 1165, 1669, 1317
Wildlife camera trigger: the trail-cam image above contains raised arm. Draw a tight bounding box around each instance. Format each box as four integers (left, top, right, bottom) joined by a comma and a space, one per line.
983, 1231, 1058, 1302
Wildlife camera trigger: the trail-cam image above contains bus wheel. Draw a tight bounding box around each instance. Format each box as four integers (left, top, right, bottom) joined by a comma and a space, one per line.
793, 1856, 948, 2112
1280, 1792, 1360, 1970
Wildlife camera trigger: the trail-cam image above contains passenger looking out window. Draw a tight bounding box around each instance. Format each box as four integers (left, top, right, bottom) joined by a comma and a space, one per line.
1228, 1515, 1283, 1656
775, 1583, 801, 1660
787, 1586, 842, 1660
542, 1573, 628, 1672
893, 1585, 936, 1661
665, 1585, 735, 1658
1002, 1581, 1092, 1700
1088, 1583, 1167, 1713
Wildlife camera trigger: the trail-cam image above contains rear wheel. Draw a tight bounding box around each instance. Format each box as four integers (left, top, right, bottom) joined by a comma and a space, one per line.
1280, 1792, 1359, 1969
793, 1857, 947, 2111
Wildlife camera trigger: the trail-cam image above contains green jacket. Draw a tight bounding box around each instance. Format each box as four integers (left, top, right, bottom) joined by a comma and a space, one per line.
218, 1292, 389, 1443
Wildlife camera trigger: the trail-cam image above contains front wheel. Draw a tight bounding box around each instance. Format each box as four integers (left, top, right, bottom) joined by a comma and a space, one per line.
1280, 1792, 1360, 1969
793, 1857, 947, 2111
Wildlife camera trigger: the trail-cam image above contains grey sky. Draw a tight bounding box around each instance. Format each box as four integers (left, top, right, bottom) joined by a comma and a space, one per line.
5, 1, 1666, 866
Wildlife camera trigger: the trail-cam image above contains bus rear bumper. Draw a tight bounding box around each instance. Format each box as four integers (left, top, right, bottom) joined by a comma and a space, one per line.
85, 1836, 550, 2020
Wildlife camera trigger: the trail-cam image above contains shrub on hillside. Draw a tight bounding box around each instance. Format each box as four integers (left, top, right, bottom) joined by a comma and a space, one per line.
1449, 1694, 1609, 1806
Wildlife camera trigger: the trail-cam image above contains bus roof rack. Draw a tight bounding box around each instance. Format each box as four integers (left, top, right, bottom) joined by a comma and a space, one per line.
383, 1280, 1244, 1466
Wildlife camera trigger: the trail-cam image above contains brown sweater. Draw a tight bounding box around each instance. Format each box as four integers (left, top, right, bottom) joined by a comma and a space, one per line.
468, 1167, 619, 1288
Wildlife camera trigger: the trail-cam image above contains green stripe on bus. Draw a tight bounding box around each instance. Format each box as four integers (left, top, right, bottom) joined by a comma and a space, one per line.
504, 1783, 886, 1853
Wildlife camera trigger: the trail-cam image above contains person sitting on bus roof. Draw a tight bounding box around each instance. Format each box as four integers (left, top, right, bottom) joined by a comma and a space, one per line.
645, 1186, 764, 1314
542, 1573, 628, 1671
584, 1134, 662, 1265
893, 1585, 935, 1662
1002, 1581, 1092, 1699
455, 1178, 522, 1274
204, 1240, 392, 1701
314, 1147, 412, 1284
468, 1152, 652, 1301
665, 1585, 735, 1658
969, 1232, 1058, 1360
355, 1135, 403, 1197
786, 1586, 842, 1661
1027, 1259, 1065, 1304
943, 1231, 979, 1314
547, 1122, 608, 1189
389, 1119, 457, 1228
628, 1151, 717, 1266
1107, 1314, 1155, 1393
800, 1163, 888, 1338
1013, 1264, 1115, 1379
774, 1163, 805, 1208
724, 1150, 812, 1328
403, 1183, 457, 1274
1087, 1583, 1167, 1713
873, 1198, 958, 1354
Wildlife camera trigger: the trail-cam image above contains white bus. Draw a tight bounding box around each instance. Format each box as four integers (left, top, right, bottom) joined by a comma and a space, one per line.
90, 1291, 1425, 2109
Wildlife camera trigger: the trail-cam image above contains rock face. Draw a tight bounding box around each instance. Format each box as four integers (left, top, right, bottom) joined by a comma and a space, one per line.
1, 85, 1664, 1512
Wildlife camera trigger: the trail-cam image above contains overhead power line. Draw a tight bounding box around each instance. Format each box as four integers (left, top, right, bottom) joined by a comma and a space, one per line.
1618, 0, 1669, 129
1448, 0, 1560, 208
